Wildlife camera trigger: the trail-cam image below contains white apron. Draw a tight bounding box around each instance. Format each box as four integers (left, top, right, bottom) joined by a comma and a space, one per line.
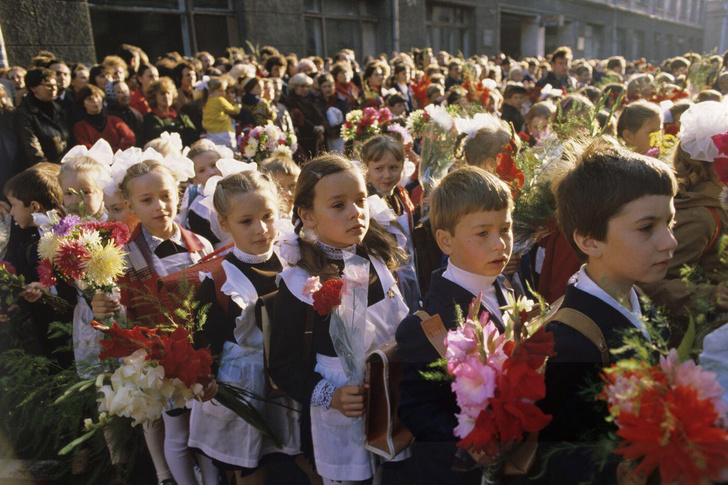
72, 295, 105, 379
188, 259, 300, 467
281, 255, 409, 481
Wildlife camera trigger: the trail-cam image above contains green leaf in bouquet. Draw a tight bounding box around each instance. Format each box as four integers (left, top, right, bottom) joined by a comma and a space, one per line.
214, 382, 287, 448
57, 428, 98, 456
677, 317, 696, 363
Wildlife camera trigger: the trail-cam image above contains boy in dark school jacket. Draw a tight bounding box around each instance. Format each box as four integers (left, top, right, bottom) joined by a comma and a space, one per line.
396, 166, 518, 485
534, 138, 678, 484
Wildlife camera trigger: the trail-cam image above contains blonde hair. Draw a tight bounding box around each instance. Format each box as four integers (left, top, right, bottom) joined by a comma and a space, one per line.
292, 153, 406, 276
59, 156, 106, 191
144, 137, 182, 157
430, 166, 513, 235
203, 76, 230, 104
458, 115, 513, 167
120, 160, 178, 199
187, 138, 222, 161
213, 170, 280, 219
262, 156, 300, 177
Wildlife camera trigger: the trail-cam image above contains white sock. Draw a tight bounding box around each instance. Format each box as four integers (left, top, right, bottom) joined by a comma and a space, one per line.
195, 452, 220, 485
162, 412, 197, 485
143, 419, 173, 482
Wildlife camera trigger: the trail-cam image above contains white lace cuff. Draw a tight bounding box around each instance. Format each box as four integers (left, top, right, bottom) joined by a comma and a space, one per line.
310, 379, 337, 409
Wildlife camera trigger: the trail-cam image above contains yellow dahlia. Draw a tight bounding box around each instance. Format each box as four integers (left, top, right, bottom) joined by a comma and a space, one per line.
84, 242, 127, 288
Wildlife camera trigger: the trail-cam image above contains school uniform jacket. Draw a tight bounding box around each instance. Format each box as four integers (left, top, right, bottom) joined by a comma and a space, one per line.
533, 283, 661, 485
396, 268, 515, 485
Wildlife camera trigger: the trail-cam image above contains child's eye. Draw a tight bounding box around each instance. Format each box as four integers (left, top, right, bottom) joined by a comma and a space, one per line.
240, 219, 251, 225
263, 212, 273, 220
141, 198, 151, 203
332, 202, 344, 209
639, 224, 654, 233
501, 227, 511, 234
478, 231, 488, 237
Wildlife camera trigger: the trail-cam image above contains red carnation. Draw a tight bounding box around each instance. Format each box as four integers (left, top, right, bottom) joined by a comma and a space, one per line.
156, 326, 212, 387
55, 240, 90, 281
38, 259, 57, 288
312, 278, 344, 316
712, 133, 728, 156
0, 260, 16, 275
495, 152, 525, 198
109, 223, 131, 247
378, 108, 393, 123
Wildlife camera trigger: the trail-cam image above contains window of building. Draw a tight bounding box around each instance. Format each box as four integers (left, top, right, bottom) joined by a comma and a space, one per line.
88, 0, 235, 60
426, 2, 474, 58
303, 0, 379, 58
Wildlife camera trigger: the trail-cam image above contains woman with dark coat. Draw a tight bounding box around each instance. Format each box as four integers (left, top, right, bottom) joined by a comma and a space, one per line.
281, 73, 324, 162
13, 68, 70, 167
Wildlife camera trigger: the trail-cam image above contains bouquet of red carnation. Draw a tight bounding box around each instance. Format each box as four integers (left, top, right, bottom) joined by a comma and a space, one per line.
341, 107, 394, 143
35, 211, 129, 295
599, 349, 728, 485
444, 294, 555, 480
0, 259, 71, 313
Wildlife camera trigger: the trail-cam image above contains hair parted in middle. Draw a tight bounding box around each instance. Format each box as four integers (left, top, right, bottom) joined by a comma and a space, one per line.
292, 153, 407, 277
554, 136, 677, 262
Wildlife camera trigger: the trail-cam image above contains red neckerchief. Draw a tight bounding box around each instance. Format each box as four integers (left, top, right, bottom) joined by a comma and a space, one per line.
121, 224, 204, 326
336, 81, 359, 105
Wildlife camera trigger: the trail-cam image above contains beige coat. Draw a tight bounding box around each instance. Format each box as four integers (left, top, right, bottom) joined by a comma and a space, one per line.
642, 181, 728, 320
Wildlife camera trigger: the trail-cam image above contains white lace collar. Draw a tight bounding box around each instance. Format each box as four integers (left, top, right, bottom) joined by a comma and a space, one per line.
232, 245, 274, 265
316, 240, 356, 260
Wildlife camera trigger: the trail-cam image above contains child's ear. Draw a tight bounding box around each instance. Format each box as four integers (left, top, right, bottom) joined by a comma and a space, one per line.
573, 231, 603, 259
29, 201, 41, 213
217, 213, 229, 233
435, 228, 452, 255
621, 129, 634, 146
298, 207, 316, 229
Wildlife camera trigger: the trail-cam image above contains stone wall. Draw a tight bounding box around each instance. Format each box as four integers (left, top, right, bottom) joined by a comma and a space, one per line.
0, 0, 95, 67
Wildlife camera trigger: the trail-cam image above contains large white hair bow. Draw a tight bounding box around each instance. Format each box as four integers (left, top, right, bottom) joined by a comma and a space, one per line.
679, 101, 728, 163
61, 139, 114, 166
199, 159, 258, 212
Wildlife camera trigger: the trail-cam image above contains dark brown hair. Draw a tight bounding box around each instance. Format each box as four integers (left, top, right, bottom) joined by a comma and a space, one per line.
292, 154, 406, 276
361, 135, 404, 166
555, 137, 677, 261
4, 165, 63, 211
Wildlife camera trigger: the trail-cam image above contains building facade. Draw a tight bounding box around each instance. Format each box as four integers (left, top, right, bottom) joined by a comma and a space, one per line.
705, 0, 728, 54
0, 0, 713, 66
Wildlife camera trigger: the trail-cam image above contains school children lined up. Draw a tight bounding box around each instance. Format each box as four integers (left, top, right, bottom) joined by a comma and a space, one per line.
2, 41, 728, 485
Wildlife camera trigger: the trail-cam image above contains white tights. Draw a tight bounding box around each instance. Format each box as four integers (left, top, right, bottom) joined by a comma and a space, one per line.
143, 418, 172, 482
195, 451, 221, 485
162, 412, 197, 485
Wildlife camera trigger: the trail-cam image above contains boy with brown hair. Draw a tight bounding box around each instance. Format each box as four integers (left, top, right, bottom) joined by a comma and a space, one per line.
397, 166, 517, 485
534, 137, 678, 484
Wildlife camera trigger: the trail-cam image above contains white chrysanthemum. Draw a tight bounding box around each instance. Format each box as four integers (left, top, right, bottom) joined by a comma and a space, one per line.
85, 242, 127, 288
76, 229, 103, 250
37, 233, 61, 260
263, 123, 280, 140
272, 146, 293, 159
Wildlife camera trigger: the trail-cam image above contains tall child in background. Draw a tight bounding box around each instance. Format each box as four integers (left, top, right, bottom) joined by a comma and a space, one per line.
361, 135, 420, 311
92, 158, 214, 485
268, 155, 410, 485
202, 76, 241, 150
